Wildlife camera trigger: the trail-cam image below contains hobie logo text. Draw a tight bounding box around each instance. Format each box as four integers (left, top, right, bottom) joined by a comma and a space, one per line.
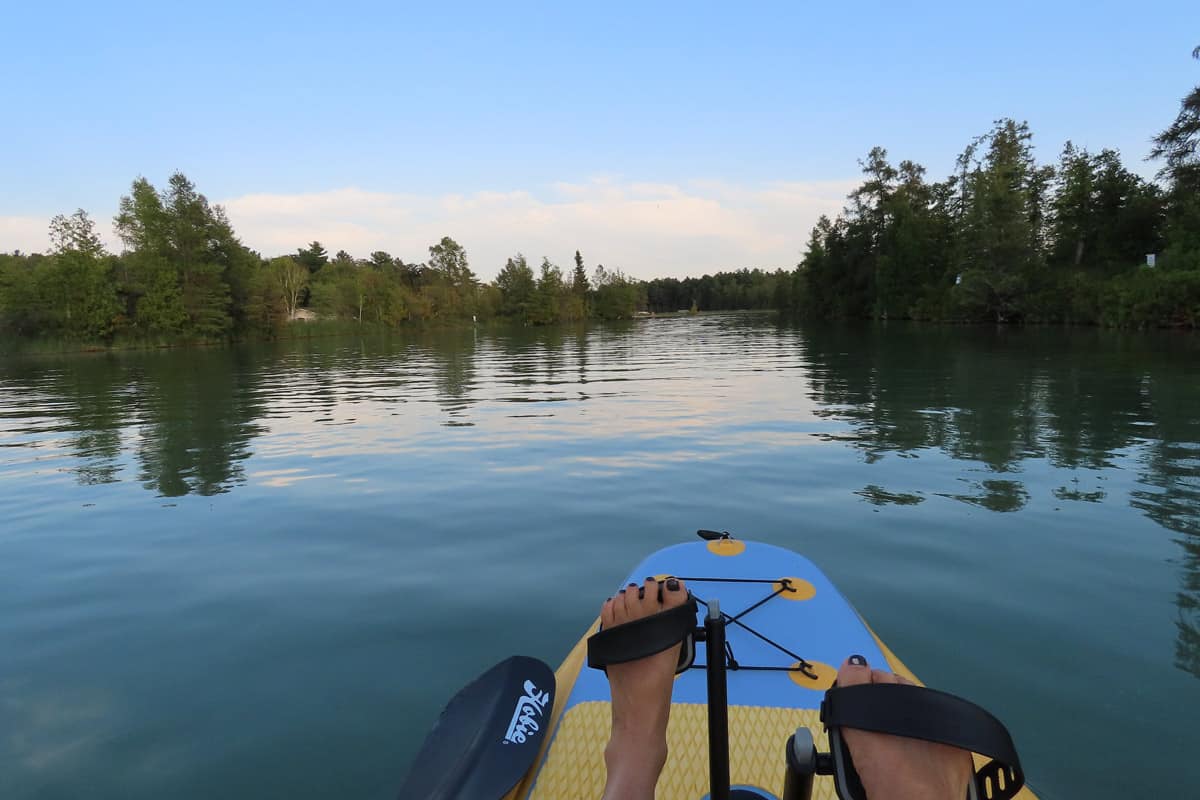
502, 680, 551, 745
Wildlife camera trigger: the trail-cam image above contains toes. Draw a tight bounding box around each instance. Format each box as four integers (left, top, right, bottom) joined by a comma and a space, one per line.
837, 655, 873, 686
838, 655, 905, 687
620, 582, 640, 618
661, 577, 688, 609
612, 587, 633, 625
641, 577, 660, 608
871, 668, 899, 684
608, 577, 688, 627
601, 597, 615, 628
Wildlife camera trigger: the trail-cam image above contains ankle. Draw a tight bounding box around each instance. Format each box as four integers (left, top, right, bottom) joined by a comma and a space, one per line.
603, 740, 668, 799
605, 735, 668, 770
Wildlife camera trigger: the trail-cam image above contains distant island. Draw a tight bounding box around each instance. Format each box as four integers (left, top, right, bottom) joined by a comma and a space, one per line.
1, 49, 1197, 347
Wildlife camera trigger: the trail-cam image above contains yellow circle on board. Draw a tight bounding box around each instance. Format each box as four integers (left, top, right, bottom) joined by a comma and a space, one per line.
788, 660, 838, 690
706, 539, 746, 557
773, 577, 816, 601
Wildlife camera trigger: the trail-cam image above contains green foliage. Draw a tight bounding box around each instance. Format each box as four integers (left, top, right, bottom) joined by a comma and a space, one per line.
791, 96, 1199, 328
310, 257, 366, 321
426, 236, 478, 317
40, 251, 123, 340
295, 241, 329, 273
484, 252, 642, 325
572, 250, 590, 297
49, 209, 105, 257
591, 265, 640, 320
32, 211, 122, 340
0, 213, 122, 341
1099, 269, 1200, 328
1050, 144, 1163, 271
266, 256, 309, 318
1150, 76, 1200, 177
136, 261, 189, 336
950, 269, 1026, 323
495, 254, 536, 320
243, 262, 287, 333
643, 268, 791, 313
0, 253, 40, 334
488, 254, 593, 325
362, 269, 410, 325
111, 172, 249, 339
5, 168, 742, 344
955, 120, 1044, 280
530, 258, 566, 325
1160, 163, 1200, 271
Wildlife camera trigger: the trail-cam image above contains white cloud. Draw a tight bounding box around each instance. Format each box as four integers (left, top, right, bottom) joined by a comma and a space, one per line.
2, 177, 856, 279
219, 177, 854, 280
0, 216, 51, 255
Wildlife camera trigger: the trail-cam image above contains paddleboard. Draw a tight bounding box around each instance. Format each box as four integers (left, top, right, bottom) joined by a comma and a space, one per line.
507, 538, 1038, 800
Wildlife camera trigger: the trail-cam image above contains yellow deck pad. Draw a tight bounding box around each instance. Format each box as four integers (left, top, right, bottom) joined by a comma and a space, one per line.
528, 702, 839, 800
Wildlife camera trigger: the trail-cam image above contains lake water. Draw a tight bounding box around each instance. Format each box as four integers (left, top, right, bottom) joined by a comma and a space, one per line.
1, 315, 1197, 800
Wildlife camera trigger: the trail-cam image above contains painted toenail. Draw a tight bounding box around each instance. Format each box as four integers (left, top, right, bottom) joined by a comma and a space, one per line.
619, 588, 626, 594
637, 586, 645, 599
849, 654, 867, 666
666, 578, 680, 591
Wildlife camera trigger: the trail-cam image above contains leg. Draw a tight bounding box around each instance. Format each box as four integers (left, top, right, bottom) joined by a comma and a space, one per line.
836, 656, 974, 800
600, 577, 689, 800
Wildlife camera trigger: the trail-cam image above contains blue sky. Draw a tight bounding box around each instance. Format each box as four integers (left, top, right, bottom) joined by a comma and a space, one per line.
2, 1, 1196, 277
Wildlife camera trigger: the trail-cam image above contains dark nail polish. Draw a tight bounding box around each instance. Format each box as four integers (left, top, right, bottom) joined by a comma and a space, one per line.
628, 582, 638, 588
645, 576, 655, 582
637, 586, 645, 599
618, 588, 626, 594
849, 654, 867, 666
666, 578, 680, 591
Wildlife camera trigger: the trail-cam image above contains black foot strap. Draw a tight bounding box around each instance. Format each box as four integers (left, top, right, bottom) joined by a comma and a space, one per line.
586, 595, 699, 674
821, 683, 1025, 800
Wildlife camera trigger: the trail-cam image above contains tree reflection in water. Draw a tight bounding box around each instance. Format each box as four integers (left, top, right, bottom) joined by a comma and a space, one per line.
801, 323, 1199, 678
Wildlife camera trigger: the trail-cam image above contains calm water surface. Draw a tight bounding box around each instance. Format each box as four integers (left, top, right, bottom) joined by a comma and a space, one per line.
1, 316, 1198, 800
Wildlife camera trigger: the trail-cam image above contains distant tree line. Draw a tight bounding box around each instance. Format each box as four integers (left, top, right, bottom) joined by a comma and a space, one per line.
0, 173, 786, 345
785, 48, 1200, 327
643, 269, 792, 313
0, 176, 651, 342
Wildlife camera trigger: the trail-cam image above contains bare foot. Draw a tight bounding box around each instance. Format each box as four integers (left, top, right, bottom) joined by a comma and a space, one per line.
836, 656, 974, 800
600, 577, 689, 800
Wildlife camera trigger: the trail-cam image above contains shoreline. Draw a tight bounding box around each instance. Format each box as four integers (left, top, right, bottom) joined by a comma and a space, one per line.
4, 310, 1198, 358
